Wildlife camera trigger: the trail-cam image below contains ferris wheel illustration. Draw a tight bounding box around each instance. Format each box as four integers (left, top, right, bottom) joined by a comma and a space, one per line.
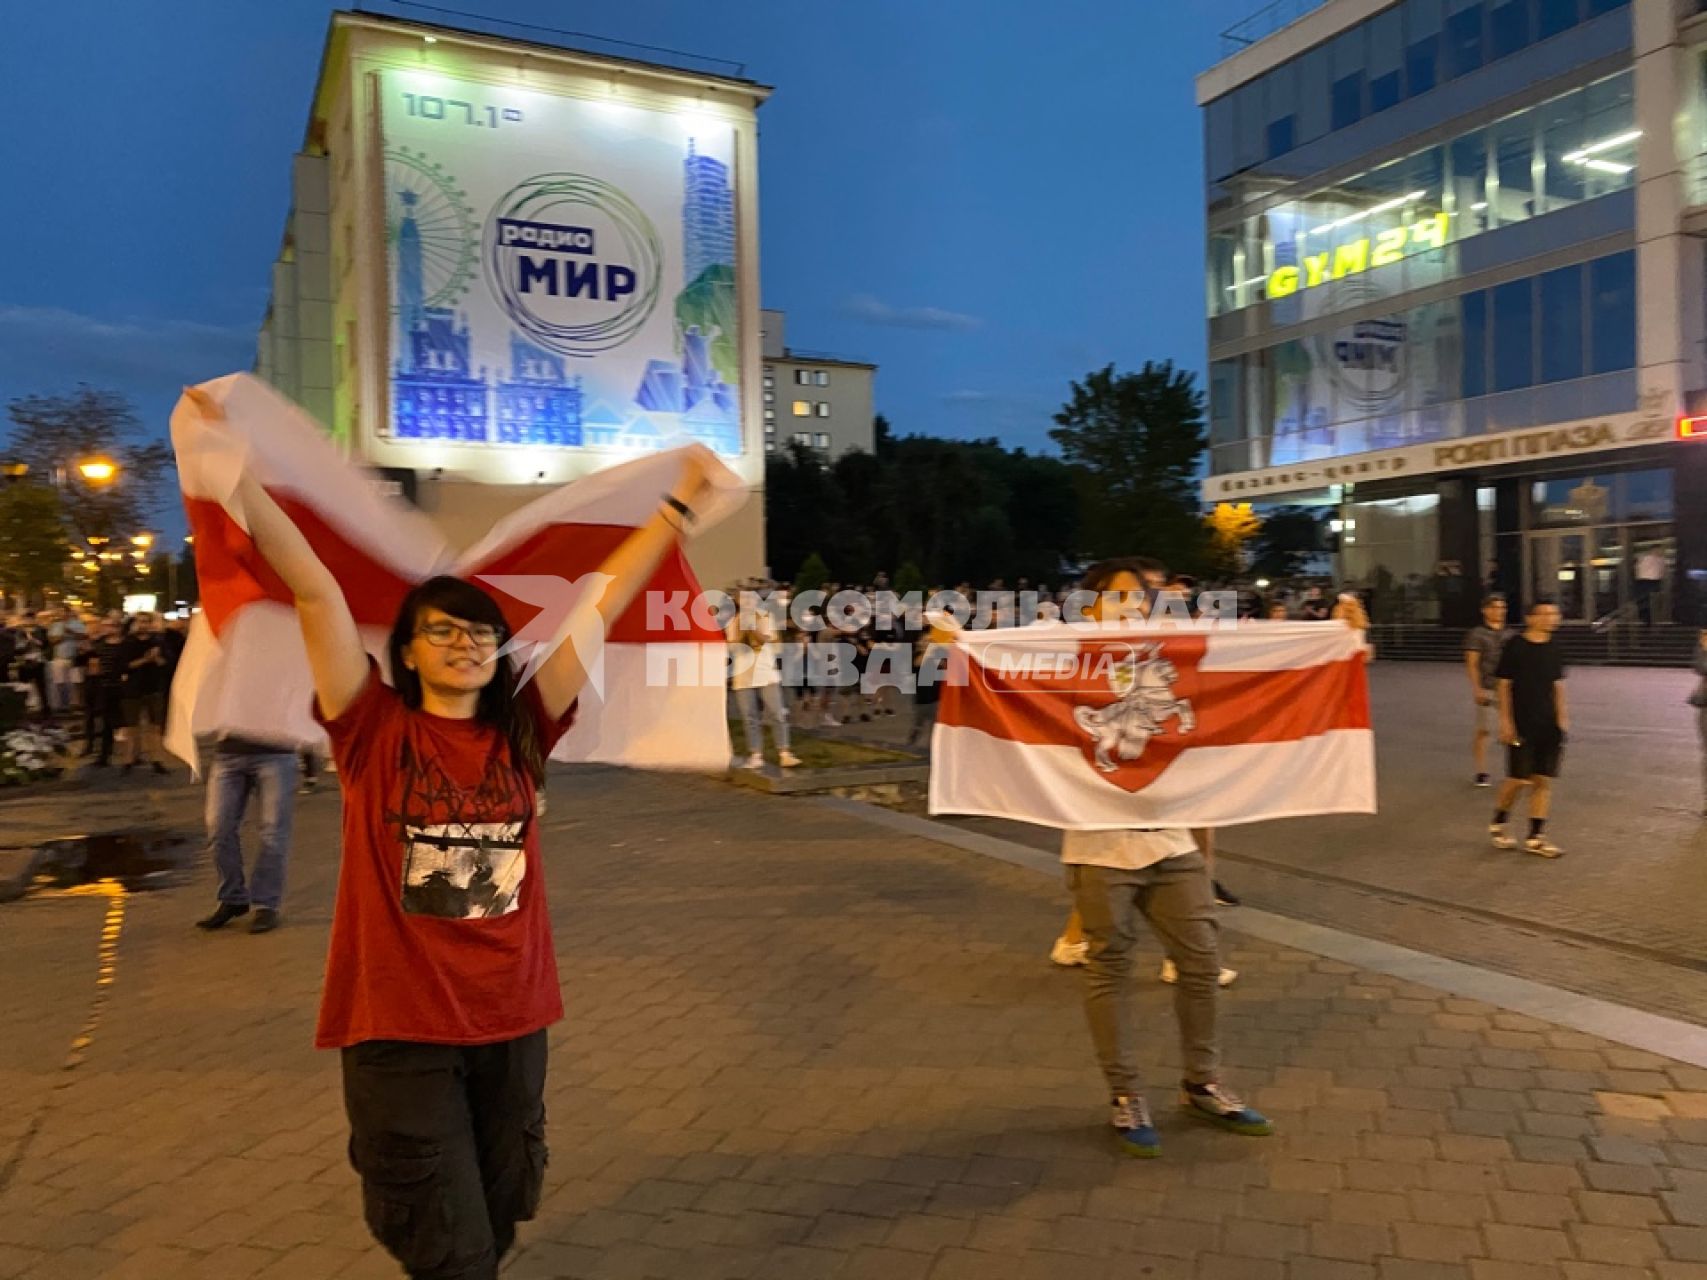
385, 147, 479, 310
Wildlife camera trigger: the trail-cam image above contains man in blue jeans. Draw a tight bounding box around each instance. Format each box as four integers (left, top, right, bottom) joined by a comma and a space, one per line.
195, 735, 300, 934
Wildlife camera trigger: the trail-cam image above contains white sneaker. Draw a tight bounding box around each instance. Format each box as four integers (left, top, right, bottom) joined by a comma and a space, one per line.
1489, 823, 1518, 850
1050, 937, 1089, 967
821, 714, 841, 728
777, 750, 802, 768
1160, 958, 1239, 987
741, 752, 764, 770
1524, 835, 1564, 858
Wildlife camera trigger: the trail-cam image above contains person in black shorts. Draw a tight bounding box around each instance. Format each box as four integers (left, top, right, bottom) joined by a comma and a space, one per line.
1489, 599, 1567, 858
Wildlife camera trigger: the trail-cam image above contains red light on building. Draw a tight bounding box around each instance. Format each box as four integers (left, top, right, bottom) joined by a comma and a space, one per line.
1680, 416, 1707, 440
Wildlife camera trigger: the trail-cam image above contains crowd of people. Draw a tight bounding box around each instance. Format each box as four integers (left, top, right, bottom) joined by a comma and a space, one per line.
0, 608, 186, 769
721, 569, 1373, 765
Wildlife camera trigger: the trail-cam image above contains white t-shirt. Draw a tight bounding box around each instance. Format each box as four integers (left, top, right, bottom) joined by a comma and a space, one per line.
726, 613, 782, 691
1060, 827, 1197, 871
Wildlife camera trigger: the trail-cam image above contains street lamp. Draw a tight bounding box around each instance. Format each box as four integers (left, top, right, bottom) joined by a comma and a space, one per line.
77, 458, 118, 485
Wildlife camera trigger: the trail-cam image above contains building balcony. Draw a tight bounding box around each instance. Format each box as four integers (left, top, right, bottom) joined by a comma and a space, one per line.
1219, 0, 1331, 57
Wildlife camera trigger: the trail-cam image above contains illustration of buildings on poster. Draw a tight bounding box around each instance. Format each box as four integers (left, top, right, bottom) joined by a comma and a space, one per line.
384, 78, 743, 456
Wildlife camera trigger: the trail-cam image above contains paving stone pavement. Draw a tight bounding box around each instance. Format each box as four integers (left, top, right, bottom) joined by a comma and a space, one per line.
11, 766, 1707, 1278
900, 662, 1707, 1023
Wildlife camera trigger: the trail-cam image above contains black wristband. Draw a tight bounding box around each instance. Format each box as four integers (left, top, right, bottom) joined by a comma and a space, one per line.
663, 494, 696, 523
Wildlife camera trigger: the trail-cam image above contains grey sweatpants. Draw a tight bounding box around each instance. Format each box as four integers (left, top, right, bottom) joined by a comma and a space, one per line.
1068, 851, 1221, 1096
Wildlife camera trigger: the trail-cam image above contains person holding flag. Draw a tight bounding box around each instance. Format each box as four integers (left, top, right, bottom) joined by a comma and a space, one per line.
198, 382, 721, 1279
1055, 559, 1273, 1158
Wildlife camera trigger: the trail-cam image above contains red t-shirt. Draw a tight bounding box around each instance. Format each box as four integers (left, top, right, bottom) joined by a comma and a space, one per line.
312, 660, 576, 1049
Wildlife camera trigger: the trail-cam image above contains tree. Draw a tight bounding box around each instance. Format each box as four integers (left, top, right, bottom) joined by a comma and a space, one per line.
1252, 506, 1325, 579
6, 386, 174, 544
794, 552, 830, 593
892, 560, 925, 596
1049, 362, 1208, 570
1204, 502, 1261, 577
872, 414, 894, 459
763, 441, 841, 584
0, 482, 68, 604
179, 540, 200, 607
761, 422, 1082, 589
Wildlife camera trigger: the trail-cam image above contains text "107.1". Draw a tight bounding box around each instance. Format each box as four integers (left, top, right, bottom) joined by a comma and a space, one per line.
403, 94, 523, 128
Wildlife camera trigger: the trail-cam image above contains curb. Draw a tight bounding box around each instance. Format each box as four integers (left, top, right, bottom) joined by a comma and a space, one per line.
810, 796, 1707, 1071
0, 847, 46, 904
723, 761, 929, 796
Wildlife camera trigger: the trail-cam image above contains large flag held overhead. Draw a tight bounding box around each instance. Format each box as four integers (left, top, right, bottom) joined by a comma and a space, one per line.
928, 621, 1374, 829
166, 373, 744, 773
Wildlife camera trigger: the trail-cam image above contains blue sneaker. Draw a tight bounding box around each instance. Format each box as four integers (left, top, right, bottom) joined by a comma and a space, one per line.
1180, 1081, 1273, 1136
1111, 1095, 1160, 1158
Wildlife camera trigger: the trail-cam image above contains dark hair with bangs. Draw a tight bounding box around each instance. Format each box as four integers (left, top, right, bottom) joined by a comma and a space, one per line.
387, 576, 546, 786
1078, 557, 1165, 594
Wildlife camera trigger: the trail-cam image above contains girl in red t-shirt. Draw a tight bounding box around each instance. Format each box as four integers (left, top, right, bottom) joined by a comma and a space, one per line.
230, 439, 719, 1279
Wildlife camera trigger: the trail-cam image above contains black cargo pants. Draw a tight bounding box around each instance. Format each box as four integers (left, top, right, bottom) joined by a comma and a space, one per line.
342, 1031, 548, 1279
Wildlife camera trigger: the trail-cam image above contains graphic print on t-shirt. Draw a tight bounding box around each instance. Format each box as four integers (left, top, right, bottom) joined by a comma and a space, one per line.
387, 734, 532, 920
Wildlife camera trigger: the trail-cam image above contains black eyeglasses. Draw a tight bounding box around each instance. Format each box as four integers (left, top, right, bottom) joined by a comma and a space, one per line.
416, 621, 502, 648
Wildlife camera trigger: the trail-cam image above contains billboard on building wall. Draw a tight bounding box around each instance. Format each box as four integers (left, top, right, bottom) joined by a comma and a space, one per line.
379, 68, 742, 457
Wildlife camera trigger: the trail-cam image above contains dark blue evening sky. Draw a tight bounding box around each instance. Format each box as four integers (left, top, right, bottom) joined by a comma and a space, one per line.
0, 0, 1254, 477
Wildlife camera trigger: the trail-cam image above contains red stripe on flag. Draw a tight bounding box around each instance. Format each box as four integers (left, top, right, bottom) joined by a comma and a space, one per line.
184, 496, 418, 633
184, 498, 721, 643
473, 526, 721, 643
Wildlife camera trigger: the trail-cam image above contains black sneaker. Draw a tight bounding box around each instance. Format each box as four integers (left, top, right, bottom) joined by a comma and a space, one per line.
1473, 773, 1491, 788
249, 908, 281, 934
195, 903, 249, 931
1212, 880, 1241, 907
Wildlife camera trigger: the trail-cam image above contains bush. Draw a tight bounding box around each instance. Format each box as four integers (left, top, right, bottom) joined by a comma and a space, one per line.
892, 561, 925, 597
794, 552, 830, 594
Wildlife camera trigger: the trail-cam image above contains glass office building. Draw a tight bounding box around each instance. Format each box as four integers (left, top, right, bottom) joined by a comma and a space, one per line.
1199, 0, 1707, 626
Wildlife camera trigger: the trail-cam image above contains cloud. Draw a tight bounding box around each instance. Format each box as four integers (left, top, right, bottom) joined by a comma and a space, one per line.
840, 293, 982, 332
0, 305, 254, 399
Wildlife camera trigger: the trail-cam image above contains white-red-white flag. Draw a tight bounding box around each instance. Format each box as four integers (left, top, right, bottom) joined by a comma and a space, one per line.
928, 620, 1374, 829
165, 373, 744, 772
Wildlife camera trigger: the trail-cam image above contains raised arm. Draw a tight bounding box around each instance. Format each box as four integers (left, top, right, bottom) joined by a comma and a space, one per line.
532, 445, 719, 722
233, 470, 369, 720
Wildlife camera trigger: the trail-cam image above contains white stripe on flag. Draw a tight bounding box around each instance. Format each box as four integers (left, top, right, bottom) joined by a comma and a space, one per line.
927, 722, 1376, 830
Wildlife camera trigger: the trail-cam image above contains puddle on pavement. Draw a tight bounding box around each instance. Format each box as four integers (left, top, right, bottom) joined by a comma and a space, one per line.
24, 830, 196, 895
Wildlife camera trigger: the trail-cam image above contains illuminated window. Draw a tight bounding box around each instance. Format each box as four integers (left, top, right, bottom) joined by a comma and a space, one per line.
792, 400, 811, 416
815, 403, 830, 418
